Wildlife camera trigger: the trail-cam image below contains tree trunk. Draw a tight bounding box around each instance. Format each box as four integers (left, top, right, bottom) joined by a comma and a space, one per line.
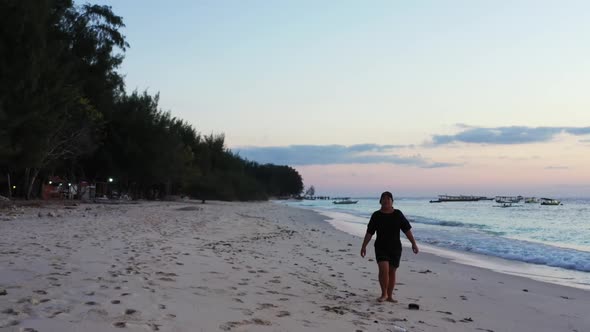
6, 173, 11, 199
26, 168, 39, 200
165, 180, 171, 199
24, 168, 30, 199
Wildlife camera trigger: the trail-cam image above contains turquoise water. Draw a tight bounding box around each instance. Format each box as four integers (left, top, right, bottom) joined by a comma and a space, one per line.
283, 197, 590, 279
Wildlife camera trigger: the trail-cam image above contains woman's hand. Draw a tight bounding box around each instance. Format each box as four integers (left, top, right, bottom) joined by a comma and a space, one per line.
360, 247, 366, 258
412, 244, 419, 254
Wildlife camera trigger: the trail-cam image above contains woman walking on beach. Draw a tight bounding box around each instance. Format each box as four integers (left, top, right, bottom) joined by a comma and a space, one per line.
360, 191, 419, 302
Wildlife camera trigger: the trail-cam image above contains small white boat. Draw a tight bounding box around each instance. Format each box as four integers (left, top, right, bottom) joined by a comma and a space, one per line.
540, 198, 561, 206
333, 197, 358, 205
494, 203, 520, 208
495, 196, 523, 203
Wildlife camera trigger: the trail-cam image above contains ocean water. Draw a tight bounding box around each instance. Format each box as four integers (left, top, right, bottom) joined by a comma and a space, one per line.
281, 197, 590, 289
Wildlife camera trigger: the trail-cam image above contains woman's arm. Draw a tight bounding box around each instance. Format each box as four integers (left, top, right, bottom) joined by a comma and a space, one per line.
404, 230, 419, 254
360, 232, 373, 257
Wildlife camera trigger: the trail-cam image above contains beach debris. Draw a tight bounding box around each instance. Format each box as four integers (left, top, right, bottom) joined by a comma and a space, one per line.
113, 322, 126, 328
522, 289, 529, 292
408, 303, 420, 310
460, 317, 474, 322
0, 289, 7, 295
418, 269, 432, 274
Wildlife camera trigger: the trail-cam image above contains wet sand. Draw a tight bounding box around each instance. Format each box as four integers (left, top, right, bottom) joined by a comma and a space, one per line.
1, 200, 589, 331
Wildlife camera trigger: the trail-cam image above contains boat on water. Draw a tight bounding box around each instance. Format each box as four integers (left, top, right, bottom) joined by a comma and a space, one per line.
540, 198, 562, 206
333, 197, 358, 205
524, 197, 539, 203
429, 195, 487, 203
495, 196, 523, 203
494, 202, 521, 208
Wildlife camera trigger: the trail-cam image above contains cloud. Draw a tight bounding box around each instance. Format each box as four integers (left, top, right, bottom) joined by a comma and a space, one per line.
233, 144, 458, 168
421, 162, 463, 168
430, 126, 590, 145
545, 166, 569, 170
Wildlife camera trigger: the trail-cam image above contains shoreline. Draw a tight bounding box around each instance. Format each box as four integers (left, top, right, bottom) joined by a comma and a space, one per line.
1, 200, 589, 331
293, 205, 590, 291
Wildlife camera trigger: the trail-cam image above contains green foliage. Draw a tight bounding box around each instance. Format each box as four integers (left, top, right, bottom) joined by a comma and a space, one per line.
0, 1, 303, 200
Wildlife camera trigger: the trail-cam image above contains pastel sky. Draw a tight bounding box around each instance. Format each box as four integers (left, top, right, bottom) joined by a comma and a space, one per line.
92, 0, 590, 197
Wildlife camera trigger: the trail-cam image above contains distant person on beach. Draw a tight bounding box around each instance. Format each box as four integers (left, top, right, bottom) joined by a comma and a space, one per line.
360, 191, 419, 302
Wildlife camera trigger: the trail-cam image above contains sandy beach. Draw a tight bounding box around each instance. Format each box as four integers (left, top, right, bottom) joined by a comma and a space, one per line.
1, 200, 589, 332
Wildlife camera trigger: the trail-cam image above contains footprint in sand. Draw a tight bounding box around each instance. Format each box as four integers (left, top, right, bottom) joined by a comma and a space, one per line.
258, 303, 277, 310
219, 318, 271, 331
277, 311, 291, 317
159, 277, 175, 282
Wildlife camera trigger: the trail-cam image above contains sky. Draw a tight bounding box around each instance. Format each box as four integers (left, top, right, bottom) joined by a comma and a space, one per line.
90, 0, 590, 197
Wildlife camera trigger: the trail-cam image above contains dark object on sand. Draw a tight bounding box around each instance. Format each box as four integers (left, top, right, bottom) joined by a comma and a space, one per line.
408, 303, 419, 310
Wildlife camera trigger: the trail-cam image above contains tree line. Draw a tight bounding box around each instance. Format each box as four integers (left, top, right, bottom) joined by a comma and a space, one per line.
0, 0, 303, 201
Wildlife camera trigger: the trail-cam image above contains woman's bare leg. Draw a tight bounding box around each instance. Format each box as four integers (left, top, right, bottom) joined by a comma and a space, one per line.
386, 266, 397, 302
377, 261, 389, 302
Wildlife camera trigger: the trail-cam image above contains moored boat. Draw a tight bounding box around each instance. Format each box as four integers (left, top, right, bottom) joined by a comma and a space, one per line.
540, 198, 561, 205
495, 196, 523, 203
333, 197, 358, 204
431, 195, 484, 202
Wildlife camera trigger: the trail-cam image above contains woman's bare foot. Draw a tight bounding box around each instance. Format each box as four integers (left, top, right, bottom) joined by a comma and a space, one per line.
377, 295, 387, 302
386, 297, 398, 303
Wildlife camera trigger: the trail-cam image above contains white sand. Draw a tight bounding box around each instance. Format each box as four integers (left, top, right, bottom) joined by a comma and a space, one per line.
1, 200, 589, 331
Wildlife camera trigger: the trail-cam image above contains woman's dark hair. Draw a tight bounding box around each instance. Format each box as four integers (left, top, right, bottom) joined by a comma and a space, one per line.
379, 191, 393, 204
